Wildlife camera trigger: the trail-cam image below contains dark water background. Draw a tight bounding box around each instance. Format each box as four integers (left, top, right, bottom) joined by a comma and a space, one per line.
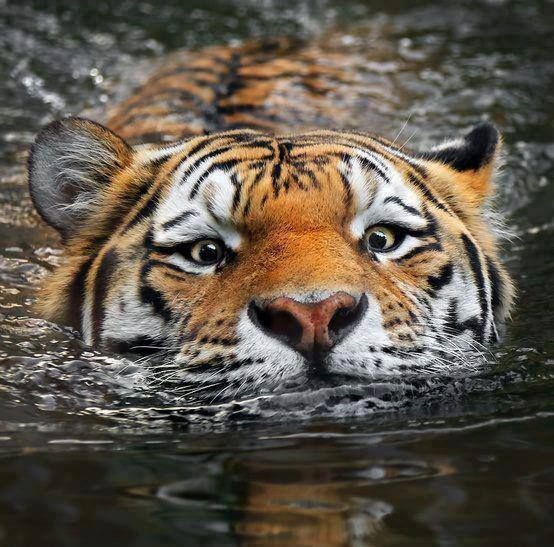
1, 0, 553, 545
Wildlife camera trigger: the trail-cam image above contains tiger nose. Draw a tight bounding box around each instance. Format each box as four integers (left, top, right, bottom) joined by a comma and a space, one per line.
248, 292, 367, 357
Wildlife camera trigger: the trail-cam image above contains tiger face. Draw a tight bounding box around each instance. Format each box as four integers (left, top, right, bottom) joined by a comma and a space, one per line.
28, 118, 513, 399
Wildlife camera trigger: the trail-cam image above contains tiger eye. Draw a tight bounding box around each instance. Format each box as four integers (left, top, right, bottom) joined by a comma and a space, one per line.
190, 239, 224, 265
364, 226, 397, 252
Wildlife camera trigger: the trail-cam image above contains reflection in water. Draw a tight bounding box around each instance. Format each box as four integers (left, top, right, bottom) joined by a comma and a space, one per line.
159, 462, 396, 545
0, 0, 553, 545
0, 410, 553, 545
124, 434, 457, 545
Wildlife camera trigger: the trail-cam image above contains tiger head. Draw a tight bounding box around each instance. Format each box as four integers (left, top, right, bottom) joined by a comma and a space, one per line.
28, 118, 513, 399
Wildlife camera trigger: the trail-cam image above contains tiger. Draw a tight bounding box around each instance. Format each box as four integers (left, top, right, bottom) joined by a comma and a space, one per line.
27, 40, 514, 400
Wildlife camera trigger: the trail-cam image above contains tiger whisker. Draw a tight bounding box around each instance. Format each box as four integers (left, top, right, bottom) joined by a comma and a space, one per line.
391, 112, 413, 146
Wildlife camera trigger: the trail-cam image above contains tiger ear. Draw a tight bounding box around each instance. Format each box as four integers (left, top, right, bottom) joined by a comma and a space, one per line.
420, 123, 501, 205
28, 117, 132, 237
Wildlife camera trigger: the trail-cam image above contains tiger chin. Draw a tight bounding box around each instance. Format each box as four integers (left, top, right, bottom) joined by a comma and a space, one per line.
27, 117, 514, 401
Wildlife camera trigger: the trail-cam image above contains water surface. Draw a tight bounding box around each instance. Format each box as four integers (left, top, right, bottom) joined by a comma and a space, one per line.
1, 0, 553, 544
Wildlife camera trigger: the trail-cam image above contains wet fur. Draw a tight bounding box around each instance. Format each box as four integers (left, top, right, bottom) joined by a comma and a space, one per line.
28, 42, 514, 399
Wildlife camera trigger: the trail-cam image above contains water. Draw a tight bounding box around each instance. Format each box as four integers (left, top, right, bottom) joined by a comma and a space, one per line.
1, 0, 553, 544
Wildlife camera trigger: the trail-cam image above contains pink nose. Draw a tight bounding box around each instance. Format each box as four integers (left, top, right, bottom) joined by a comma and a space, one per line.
249, 292, 367, 356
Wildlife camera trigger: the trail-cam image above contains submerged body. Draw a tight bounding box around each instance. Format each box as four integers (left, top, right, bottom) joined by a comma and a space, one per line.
27, 41, 513, 399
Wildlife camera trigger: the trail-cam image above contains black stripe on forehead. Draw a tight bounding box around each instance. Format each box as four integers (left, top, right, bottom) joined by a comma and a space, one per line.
356, 156, 389, 183
289, 140, 392, 184
337, 167, 353, 209
383, 196, 423, 217
166, 136, 232, 179
287, 151, 389, 195
91, 248, 119, 345
337, 135, 453, 208
189, 158, 241, 199
161, 209, 199, 231
177, 145, 235, 184
179, 136, 393, 205
326, 149, 388, 186
241, 165, 267, 217
271, 157, 282, 198
170, 132, 273, 179
289, 162, 321, 189
186, 146, 277, 199
122, 140, 261, 233
186, 147, 274, 200
230, 172, 243, 215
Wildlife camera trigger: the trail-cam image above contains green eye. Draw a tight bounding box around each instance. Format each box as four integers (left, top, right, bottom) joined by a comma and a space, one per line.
189, 239, 225, 265
364, 226, 399, 253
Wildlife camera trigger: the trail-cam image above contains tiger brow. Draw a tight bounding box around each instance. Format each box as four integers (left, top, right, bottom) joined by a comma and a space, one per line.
162, 210, 198, 230
383, 196, 423, 217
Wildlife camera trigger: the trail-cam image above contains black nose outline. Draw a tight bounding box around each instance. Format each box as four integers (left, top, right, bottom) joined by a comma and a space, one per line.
247, 293, 368, 359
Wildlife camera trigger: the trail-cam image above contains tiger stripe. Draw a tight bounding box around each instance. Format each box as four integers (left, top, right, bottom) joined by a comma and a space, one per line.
28, 40, 514, 399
